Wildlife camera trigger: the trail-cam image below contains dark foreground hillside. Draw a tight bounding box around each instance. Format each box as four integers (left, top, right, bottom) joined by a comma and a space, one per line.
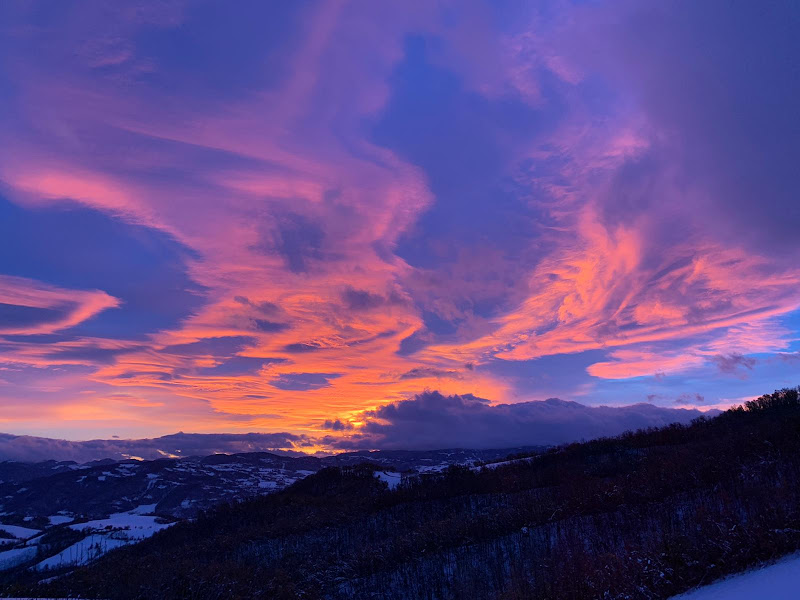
8, 388, 800, 600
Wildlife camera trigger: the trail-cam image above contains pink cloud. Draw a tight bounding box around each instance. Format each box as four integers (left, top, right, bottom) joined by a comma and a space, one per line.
0, 275, 119, 335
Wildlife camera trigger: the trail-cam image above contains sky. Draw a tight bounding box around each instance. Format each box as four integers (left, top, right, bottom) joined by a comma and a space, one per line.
0, 1, 798, 452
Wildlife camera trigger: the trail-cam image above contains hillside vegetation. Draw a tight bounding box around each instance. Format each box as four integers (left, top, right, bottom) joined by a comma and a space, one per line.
9, 387, 800, 600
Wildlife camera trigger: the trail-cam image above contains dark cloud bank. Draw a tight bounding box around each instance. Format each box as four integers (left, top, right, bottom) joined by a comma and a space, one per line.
330, 391, 714, 451
1, 392, 714, 462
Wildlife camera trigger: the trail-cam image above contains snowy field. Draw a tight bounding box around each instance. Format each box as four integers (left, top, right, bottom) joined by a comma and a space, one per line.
0, 546, 37, 570
33, 505, 174, 570
671, 553, 800, 599
69, 510, 173, 540
0, 523, 40, 539
35, 534, 129, 571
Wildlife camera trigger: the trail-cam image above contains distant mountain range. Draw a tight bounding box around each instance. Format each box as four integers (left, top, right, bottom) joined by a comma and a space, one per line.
0, 398, 714, 464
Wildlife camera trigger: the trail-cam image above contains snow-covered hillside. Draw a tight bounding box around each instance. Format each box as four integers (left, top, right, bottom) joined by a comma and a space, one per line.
0, 447, 544, 575
671, 553, 800, 599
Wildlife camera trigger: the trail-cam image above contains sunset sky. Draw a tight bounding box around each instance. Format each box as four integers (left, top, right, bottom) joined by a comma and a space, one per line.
1, 1, 798, 449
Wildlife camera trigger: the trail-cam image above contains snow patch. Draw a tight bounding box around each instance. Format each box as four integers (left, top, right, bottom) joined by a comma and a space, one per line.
70, 512, 173, 540
0, 523, 41, 539
35, 534, 129, 570
128, 503, 157, 515
671, 553, 800, 599
374, 471, 402, 490
0, 545, 37, 570
479, 457, 533, 470
33, 508, 176, 571
47, 515, 74, 525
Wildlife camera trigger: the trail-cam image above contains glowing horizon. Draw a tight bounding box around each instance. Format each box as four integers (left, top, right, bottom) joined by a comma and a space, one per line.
1, 1, 798, 449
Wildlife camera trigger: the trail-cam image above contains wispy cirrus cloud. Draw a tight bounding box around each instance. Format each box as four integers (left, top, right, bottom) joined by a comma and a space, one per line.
0, 275, 119, 336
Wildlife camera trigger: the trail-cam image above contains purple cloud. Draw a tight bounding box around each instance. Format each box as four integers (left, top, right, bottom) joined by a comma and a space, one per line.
398, 367, 461, 380
321, 419, 354, 432
676, 393, 706, 405
334, 391, 711, 450
271, 372, 341, 391
710, 353, 757, 375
